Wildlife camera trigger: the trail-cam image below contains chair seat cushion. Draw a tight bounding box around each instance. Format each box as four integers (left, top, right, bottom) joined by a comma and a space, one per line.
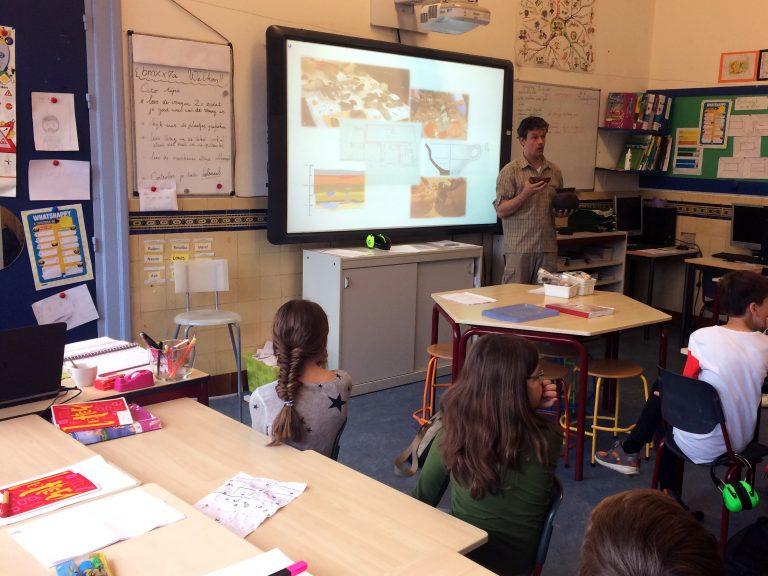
174, 309, 241, 326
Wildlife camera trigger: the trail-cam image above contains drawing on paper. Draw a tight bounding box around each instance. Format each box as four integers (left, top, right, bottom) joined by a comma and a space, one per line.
516, 0, 595, 72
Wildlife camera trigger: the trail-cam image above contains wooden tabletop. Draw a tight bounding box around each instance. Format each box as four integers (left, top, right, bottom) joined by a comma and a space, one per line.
684, 257, 767, 272
0, 483, 264, 575
0, 367, 208, 421
383, 549, 496, 575
433, 284, 671, 337
0, 414, 94, 486
626, 247, 699, 258
90, 398, 488, 576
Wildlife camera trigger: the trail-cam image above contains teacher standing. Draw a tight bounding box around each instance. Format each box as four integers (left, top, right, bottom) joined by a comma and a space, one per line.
494, 116, 563, 285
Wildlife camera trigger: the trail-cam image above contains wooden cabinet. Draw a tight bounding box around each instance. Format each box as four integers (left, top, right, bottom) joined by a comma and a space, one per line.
303, 244, 482, 394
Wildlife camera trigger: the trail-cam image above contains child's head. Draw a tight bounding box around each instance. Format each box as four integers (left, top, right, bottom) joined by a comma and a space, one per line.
579, 489, 721, 576
717, 270, 768, 330
440, 334, 553, 499
269, 299, 329, 446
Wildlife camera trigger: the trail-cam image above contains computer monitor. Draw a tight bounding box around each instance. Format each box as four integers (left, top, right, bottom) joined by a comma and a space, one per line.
731, 204, 768, 251
614, 195, 643, 236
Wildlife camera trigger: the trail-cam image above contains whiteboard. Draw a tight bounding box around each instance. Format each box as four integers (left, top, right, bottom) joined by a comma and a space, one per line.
129, 34, 234, 196
512, 81, 600, 190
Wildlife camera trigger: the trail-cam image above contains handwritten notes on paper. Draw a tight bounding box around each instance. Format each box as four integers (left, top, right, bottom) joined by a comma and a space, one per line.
131, 34, 233, 195
195, 473, 306, 537
138, 178, 178, 211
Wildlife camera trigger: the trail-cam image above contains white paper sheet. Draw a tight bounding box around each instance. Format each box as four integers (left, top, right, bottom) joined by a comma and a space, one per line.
323, 248, 372, 258
9, 487, 184, 567
735, 96, 768, 111
195, 473, 306, 537
205, 549, 314, 576
138, 179, 178, 211
387, 244, 421, 253
439, 292, 497, 305
31, 284, 98, 330
0, 455, 139, 526
28, 159, 90, 201
733, 136, 762, 158
31, 92, 79, 151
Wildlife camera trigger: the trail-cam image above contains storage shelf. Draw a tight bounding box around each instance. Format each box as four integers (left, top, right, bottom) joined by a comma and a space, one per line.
598, 126, 668, 136
595, 166, 666, 175
596, 278, 622, 286
558, 259, 624, 272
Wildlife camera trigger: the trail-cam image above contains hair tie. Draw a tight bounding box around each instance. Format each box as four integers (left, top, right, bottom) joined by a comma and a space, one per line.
284, 400, 294, 407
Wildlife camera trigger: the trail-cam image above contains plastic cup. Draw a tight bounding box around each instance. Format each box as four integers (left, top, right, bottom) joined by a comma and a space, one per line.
69, 362, 98, 388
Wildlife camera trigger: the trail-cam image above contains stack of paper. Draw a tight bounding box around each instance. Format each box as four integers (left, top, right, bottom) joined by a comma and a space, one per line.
439, 292, 497, 305
206, 549, 314, 576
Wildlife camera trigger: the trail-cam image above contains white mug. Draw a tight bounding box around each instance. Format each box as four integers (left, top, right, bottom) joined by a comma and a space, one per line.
69, 363, 98, 388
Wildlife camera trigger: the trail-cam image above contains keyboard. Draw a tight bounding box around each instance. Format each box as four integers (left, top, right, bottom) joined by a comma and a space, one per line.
712, 252, 758, 263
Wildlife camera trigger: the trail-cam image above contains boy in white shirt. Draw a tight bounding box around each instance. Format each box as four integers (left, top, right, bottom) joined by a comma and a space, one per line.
596, 271, 768, 486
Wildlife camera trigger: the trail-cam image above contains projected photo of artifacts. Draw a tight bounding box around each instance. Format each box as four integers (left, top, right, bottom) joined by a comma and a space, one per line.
410, 90, 469, 140
410, 177, 467, 218
313, 169, 366, 210
301, 57, 410, 127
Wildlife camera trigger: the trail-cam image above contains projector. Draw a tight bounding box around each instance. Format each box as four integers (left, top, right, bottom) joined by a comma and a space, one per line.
414, 1, 491, 34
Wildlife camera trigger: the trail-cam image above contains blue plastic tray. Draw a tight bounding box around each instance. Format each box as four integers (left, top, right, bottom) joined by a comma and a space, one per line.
481, 304, 560, 323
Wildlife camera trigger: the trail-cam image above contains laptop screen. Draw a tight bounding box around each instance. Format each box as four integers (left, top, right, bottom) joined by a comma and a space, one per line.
0, 322, 66, 408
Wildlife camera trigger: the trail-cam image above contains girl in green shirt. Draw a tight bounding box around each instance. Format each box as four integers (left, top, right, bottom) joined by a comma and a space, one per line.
412, 335, 561, 576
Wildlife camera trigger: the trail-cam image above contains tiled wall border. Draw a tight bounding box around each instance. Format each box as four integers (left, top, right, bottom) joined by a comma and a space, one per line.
129, 209, 267, 235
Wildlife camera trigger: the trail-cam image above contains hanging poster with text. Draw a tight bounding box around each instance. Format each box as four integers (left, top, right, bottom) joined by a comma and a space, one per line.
0, 25, 16, 197
21, 204, 93, 290
130, 33, 233, 196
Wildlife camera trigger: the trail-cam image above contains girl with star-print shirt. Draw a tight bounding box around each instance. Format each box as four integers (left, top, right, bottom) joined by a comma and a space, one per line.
249, 299, 352, 458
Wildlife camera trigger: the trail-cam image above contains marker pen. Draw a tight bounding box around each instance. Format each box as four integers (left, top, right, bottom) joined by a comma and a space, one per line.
266, 560, 308, 576
0, 490, 10, 518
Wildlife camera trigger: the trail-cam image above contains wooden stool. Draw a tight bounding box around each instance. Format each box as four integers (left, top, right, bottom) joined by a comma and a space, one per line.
413, 343, 453, 425
588, 359, 651, 465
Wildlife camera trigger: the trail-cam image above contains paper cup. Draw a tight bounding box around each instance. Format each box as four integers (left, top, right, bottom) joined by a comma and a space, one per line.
69, 363, 98, 388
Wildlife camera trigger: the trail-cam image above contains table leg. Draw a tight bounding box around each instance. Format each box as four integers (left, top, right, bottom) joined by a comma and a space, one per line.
643, 259, 656, 340
433, 303, 462, 379
680, 263, 695, 349
658, 323, 668, 370
197, 375, 210, 406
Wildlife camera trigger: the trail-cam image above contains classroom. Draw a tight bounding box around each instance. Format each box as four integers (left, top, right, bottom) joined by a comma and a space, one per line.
1, 1, 767, 574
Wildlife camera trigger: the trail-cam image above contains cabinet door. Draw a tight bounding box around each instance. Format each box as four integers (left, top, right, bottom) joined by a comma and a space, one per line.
340, 264, 417, 384
414, 258, 476, 370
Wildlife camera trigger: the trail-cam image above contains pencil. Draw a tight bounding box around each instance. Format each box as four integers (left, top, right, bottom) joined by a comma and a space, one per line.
0, 489, 11, 518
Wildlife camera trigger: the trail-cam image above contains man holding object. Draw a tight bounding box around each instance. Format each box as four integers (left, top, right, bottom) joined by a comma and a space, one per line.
494, 116, 564, 284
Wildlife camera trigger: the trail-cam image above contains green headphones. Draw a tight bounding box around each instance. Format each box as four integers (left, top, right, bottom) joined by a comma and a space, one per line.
365, 233, 391, 250
710, 454, 759, 513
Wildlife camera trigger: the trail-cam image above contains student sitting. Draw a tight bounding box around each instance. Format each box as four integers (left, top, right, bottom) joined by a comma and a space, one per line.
249, 299, 351, 458
412, 334, 560, 576
579, 489, 722, 576
596, 270, 768, 486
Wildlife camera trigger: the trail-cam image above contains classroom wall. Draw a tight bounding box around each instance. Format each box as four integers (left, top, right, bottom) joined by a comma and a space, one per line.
636, 1, 768, 313
122, 0, 657, 377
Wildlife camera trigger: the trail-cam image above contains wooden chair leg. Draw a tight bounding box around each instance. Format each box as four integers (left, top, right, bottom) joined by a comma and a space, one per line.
591, 377, 602, 465
641, 375, 652, 459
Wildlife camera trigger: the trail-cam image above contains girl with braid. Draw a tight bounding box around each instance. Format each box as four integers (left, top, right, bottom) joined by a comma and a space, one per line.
249, 299, 352, 457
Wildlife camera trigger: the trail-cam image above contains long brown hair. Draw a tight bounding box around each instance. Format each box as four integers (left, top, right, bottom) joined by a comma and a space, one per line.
579, 489, 722, 576
440, 334, 553, 499
269, 299, 329, 446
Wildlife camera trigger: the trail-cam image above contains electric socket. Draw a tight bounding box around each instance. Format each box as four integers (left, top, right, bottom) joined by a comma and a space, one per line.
680, 232, 696, 245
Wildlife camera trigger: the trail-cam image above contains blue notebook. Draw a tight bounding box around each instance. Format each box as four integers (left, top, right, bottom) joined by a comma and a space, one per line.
481, 304, 559, 323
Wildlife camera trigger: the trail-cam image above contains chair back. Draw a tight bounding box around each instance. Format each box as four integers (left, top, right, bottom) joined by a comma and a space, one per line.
532, 476, 563, 576
658, 368, 726, 435
173, 259, 229, 309
330, 418, 348, 462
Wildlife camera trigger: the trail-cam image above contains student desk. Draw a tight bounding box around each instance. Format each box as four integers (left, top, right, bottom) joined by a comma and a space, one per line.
431, 284, 671, 481
679, 257, 767, 348
0, 483, 264, 575
91, 398, 489, 575
626, 246, 699, 339
0, 367, 209, 421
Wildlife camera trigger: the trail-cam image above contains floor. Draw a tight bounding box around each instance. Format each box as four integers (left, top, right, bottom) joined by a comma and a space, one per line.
210, 325, 767, 576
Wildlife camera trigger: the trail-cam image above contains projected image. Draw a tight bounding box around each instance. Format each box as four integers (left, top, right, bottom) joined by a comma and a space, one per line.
410, 89, 469, 140
340, 121, 421, 185
313, 169, 365, 210
301, 57, 411, 127
424, 142, 486, 176
410, 177, 467, 218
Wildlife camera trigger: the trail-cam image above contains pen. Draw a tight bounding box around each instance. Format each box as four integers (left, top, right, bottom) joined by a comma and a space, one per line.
139, 332, 162, 350
266, 561, 308, 576
0, 489, 10, 518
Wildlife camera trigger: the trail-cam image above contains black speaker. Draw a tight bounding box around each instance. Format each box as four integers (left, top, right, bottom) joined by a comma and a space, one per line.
642, 206, 676, 247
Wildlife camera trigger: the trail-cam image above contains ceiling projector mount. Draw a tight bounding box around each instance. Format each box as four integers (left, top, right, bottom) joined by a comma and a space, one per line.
370, 0, 491, 35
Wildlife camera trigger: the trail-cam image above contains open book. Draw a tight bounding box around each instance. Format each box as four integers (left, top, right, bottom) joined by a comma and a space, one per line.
64, 337, 147, 376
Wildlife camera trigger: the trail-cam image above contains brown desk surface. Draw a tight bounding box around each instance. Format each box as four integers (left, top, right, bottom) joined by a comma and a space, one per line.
684, 257, 767, 272
0, 484, 263, 575
91, 398, 488, 575
433, 283, 671, 337
0, 367, 208, 421
627, 247, 698, 258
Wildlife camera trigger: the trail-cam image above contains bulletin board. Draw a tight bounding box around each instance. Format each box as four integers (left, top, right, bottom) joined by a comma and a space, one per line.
641, 86, 768, 195
0, 1, 97, 340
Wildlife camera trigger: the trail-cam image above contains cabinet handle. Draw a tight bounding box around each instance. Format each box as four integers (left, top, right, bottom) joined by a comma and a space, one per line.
344, 276, 350, 289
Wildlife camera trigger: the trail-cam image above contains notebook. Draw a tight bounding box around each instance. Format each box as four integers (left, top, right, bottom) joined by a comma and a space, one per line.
481, 304, 559, 323
64, 337, 148, 376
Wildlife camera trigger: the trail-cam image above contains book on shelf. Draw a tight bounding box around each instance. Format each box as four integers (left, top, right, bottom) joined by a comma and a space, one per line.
68, 404, 162, 445
604, 92, 640, 129
616, 134, 672, 172
545, 303, 615, 318
603, 92, 673, 133
51, 398, 133, 433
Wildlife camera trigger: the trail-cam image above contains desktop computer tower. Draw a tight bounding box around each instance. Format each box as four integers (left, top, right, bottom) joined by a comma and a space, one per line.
641, 206, 676, 247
